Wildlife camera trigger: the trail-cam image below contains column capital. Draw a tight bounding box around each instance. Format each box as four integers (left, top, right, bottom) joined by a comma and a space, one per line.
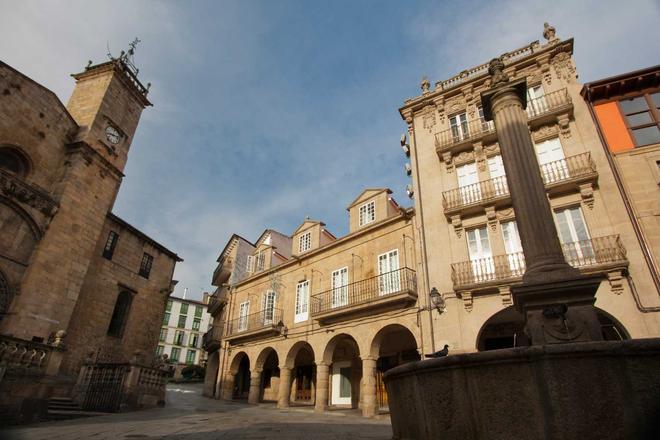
278, 365, 292, 373
480, 78, 528, 121
360, 356, 378, 362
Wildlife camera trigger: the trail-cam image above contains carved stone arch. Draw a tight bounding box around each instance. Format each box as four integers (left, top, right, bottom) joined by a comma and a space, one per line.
284, 340, 315, 369
254, 346, 280, 373
368, 323, 421, 360
0, 195, 43, 240
229, 350, 250, 374
0, 144, 33, 177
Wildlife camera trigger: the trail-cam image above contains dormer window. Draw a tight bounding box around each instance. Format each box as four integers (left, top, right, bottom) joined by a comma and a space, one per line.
359, 201, 376, 226
299, 232, 312, 253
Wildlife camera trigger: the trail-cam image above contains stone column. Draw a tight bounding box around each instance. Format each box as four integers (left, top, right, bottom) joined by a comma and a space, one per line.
220, 373, 234, 400
481, 58, 602, 345
277, 366, 292, 408
248, 370, 262, 404
361, 357, 377, 418
315, 363, 329, 413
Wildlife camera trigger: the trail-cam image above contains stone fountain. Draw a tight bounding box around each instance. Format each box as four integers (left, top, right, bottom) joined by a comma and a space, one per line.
384, 58, 660, 440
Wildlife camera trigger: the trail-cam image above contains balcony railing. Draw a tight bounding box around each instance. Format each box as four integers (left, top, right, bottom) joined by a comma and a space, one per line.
435, 118, 496, 151
0, 335, 54, 375
310, 268, 417, 317
203, 324, 224, 352
226, 308, 283, 338
434, 88, 572, 153
451, 235, 627, 288
212, 257, 234, 286
442, 152, 596, 213
207, 287, 229, 316
526, 88, 572, 120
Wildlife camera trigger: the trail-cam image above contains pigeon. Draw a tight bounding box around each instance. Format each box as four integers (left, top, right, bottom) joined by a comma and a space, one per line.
425, 344, 449, 358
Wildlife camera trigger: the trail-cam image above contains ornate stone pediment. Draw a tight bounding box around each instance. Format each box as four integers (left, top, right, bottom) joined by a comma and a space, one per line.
0, 170, 58, 216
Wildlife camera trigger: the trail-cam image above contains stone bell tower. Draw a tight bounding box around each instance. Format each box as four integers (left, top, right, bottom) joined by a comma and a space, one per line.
66, 38, 152, 175
0, 41, 153, 341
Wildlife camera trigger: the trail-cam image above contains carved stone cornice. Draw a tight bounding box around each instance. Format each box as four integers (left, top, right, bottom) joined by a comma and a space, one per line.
0, 170, 58, 216
65, 141, 125, 180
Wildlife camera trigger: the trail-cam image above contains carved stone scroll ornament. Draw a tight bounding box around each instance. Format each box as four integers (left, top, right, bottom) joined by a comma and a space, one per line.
551, 51, 577, 83
487, 57, 509, 88
474, 142, 486, 171
607, 270, 624, 295
453, 150, 475, 167
0, 170, 58, 216
557, 114, 571, 138
443, 152, 454, 173
422, 105, 436, 131
485, 206, 498, 232
451, 215, 462, 237
533, 124, 559, 142
579, 183, 595, 209
499, 286, 513, 306
461, 291, 473, 312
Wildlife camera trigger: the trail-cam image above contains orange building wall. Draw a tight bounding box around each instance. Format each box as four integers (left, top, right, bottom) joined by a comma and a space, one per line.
594, 101, 635, 153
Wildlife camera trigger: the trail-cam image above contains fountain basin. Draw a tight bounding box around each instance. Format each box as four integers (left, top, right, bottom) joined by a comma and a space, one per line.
384, 339, 660, 440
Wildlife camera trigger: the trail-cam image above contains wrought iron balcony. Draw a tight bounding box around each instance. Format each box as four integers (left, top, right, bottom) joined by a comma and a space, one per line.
451, 235, 627, 290
434, 88, 573, 156
212, 257, 234, 287
525, 88, 573, 126
435, 118, 496, 153
225, 308, 283, 343
202, 324, 224, 353
310, 268, 417, 323
442, 152, 597, 215
207, 287, 229, 316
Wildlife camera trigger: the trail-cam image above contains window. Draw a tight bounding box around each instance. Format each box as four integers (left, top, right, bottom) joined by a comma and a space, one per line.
331, 268, 349, 307
620, 93, 660, 147
159, 327, 168, 342
180, 303, 189, 315
170, 347, 181, 362
359, 201, 376, 226
457, 162, 480, 204
194, 306, 203, 317
295, 280, 310, 322
256, 251, 265, 272
192, 318, 201, 331
174, 330, 185, 346
487, 155, 508, 196
501, 221, 524, 274
238, 301, 250, 332
467, 227, 494, 280
107, 291, 133, 338
535, 138, 568, 182
177, 314, 187, 328
102, 231, 119, 260
166, 300, 172, 311
449, 112, 469, 141
526, 84, 548, 115
186, 350, 196, 365
0, 147, 30, 177
299, 232, 312, 253
378, 250, 400, 295
262, 290, 276, 324
156, 345, 164, 356
246, 255, 254, 273
554, 206, 594, 263
139, 253, 154, 278
162, 312, 170, 325
189, 333, 199, 348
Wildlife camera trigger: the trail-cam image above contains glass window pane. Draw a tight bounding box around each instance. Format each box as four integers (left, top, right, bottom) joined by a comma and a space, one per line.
651, 92, 660, 108
626, 111, 653, 126
632, 126, 660, 147
619, 96, 648, 114
569, 208, 590, 241
555, 211, 572, 244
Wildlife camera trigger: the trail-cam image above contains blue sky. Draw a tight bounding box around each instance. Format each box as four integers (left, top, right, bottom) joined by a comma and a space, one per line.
2, 0, 659, 300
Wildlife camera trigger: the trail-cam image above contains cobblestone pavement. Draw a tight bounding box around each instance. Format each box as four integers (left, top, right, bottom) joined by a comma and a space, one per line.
2, 383, 392, 440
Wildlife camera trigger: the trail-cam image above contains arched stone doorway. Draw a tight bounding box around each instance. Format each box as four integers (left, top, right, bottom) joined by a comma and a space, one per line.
322, 334, 361, 409
254, 347, 280, 403
369, 324, 420, 413
476, 306, 630, 351
285, 341, 316, 405
204, 350, 220, 397
229, 352, 250, 400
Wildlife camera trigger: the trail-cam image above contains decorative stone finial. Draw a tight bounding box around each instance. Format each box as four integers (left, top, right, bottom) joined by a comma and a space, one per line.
487, 58, 509, 88
52, 330, 67, 348
420, 76, 431, 94
543, 22, 558, 42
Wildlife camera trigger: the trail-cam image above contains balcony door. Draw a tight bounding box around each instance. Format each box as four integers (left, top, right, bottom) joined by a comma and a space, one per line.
554, 206, 594, 263
535, 138, 568, 182
501, 221, 525, 275
449, 112, 469, 142
331, 267, 349, 308
262, 290, 276, 325
331, 361, 352, 405
487, 155, 508, 196
457, 162, 480, 205
238, 301, 249, 332
467, 227, 494, 281
527, 85, 548, 115
378, 250, 400, 295
295, 281, 309, 323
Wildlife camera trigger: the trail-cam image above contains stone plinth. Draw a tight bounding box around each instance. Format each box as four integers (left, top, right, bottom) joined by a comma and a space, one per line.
384, 339, 660, 440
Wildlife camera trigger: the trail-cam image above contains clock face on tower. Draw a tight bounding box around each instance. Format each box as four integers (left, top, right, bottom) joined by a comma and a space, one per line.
105, 125, 121, 145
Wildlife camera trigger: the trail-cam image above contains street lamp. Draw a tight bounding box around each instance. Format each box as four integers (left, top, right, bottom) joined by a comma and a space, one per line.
429, 287, 446, 313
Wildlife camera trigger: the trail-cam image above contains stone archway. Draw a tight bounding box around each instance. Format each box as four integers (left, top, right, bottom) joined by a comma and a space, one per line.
321, 333, 362, 410
254, 347, 280, 403
476, 306, 630, 351
228, 351, 250, 400
284, 341, 316, 405
368, 324, 420, 413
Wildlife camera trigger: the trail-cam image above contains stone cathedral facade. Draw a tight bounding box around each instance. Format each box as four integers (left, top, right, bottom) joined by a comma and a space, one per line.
0, 51, 181, 416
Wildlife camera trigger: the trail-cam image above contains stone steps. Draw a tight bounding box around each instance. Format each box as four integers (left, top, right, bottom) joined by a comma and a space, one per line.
46, 397, 110, 421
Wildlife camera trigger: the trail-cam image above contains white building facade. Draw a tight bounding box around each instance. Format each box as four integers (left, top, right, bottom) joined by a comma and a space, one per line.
158, 296, 213, 368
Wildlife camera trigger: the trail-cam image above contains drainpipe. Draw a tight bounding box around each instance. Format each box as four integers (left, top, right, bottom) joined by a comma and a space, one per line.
583, 88, 660, 310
